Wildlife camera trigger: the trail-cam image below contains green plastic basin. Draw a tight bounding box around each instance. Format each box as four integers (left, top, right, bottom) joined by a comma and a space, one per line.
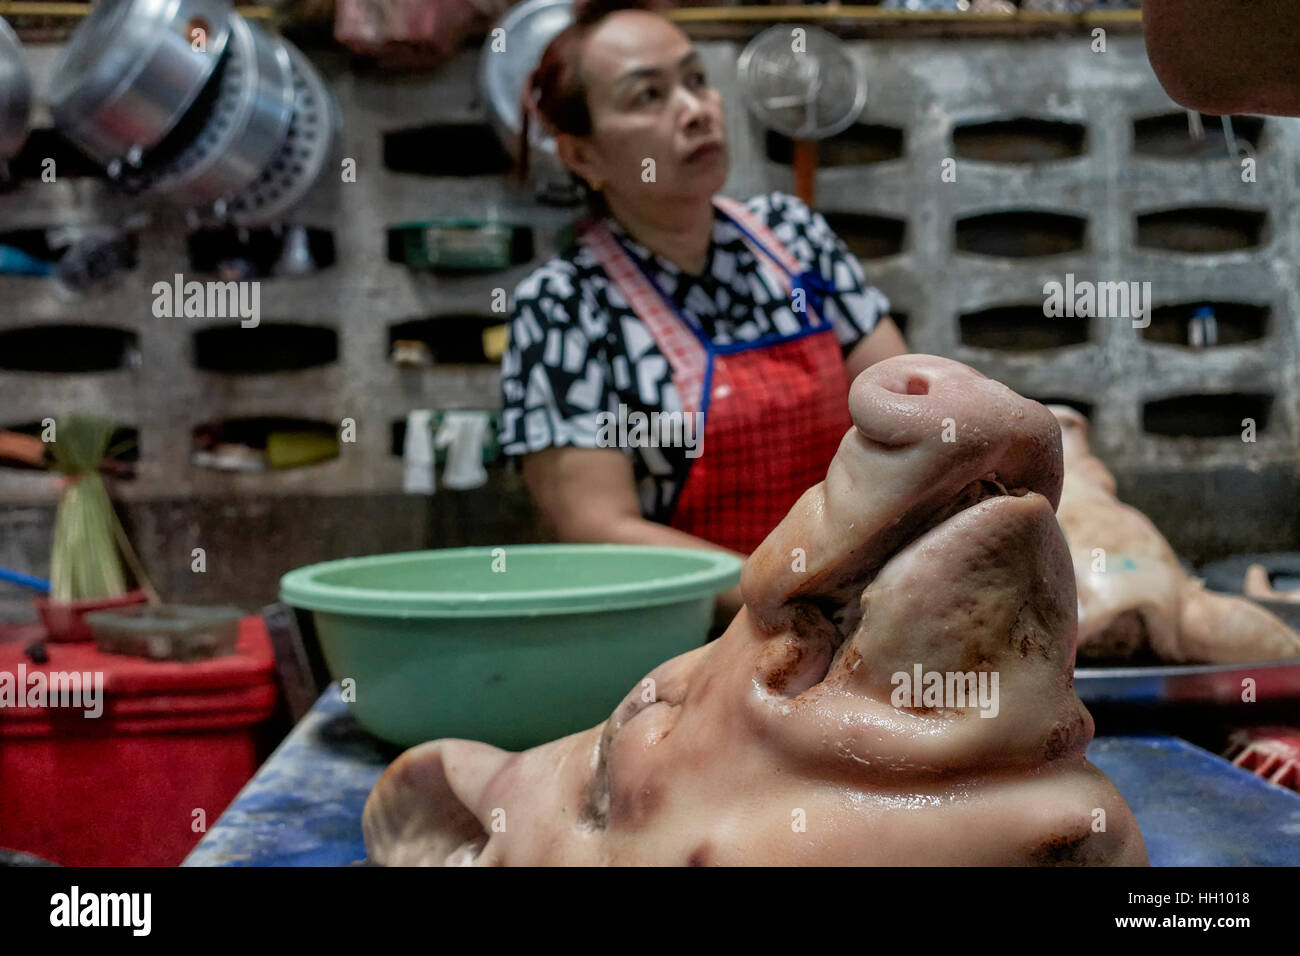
279, 545, 742, 749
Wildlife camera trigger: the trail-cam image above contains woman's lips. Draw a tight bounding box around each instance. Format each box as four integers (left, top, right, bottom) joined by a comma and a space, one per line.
684, 142, 722, 163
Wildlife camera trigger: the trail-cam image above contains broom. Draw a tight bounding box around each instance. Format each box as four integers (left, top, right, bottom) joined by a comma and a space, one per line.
47, 416, 158, 604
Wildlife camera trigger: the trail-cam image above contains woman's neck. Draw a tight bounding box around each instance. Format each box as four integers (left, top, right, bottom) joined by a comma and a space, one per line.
605, 194, 716, 276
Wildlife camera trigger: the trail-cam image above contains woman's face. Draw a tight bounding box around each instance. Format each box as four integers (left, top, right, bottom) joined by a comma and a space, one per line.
557, 11, 729, 208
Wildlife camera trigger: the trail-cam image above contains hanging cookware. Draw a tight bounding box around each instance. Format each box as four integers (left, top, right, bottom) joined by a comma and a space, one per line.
224, 39, 341, 227
134, 14, 294, 208
48, 0, 233, 169
737, 24, 867, 205
478, 0, 578, 203
0, 17, 30, 166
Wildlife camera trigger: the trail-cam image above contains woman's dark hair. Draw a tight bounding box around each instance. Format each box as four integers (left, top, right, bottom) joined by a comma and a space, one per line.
515, 0, 667, 214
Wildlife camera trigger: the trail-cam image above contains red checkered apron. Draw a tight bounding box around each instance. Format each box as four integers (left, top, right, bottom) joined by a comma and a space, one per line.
578, 194, 852, 553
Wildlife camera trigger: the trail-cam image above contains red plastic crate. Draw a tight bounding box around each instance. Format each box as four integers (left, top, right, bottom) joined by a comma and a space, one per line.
1223, 726, 1300, 793
0, 616, 277, 865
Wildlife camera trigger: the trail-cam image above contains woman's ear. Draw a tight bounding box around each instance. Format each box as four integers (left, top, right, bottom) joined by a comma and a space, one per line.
555, 132, 602, 192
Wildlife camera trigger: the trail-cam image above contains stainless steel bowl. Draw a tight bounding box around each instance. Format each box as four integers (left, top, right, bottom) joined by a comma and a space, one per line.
479, 0, 571, 160
0, 17, 30, 163
140, 14, 294, 207
48, 0, 233, 165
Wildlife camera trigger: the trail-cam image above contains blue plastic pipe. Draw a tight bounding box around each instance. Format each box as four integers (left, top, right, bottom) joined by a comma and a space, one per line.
0, 566, 51, 593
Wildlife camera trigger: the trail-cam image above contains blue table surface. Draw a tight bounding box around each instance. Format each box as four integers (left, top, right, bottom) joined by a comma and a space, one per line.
184, 685, 1300, 867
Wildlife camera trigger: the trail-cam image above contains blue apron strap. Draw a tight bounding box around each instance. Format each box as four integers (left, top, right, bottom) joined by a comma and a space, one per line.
722, 211, 837, 329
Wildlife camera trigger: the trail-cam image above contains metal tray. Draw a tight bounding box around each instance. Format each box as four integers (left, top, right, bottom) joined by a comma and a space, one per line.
1076, 655, 1300, 705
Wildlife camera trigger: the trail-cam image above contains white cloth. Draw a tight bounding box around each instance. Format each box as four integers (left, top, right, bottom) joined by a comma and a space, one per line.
435, 411, 489, 490
403, 410, 436, 494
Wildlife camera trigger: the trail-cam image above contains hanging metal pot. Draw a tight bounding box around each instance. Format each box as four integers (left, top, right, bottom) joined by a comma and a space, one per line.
223, 39, 341, 227
0, 17, 30, 164
135, 14, 295, 208
48, 0, 233, 167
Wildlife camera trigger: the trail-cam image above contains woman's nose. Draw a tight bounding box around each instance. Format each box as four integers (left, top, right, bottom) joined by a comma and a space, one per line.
676, 87, 713, 127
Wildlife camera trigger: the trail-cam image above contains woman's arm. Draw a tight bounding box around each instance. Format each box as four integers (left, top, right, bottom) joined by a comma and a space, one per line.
522, 445, 746, 626
844, 315, 908, 382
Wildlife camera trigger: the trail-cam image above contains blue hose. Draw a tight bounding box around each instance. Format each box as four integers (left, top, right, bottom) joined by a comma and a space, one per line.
0, 567, 51, 593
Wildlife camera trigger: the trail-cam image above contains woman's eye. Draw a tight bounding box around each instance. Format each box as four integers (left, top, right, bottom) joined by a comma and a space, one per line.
634, 86, 661, 106
687, 70, 708, 88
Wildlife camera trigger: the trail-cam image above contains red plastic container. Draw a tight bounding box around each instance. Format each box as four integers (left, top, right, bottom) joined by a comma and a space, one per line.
33, 589, 149, 642
0, 616, 277, 865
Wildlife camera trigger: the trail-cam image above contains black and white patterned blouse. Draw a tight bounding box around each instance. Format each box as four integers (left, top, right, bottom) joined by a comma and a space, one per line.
498, 190, 892, 522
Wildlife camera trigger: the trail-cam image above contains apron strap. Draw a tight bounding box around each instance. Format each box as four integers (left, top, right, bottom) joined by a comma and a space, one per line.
577, 217, 708, 415
576, 195, 838, 413
712, 195, 804, 281
714, 195, 834, 329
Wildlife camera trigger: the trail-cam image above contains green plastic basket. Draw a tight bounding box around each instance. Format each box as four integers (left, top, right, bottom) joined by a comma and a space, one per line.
280, 545, 742, 749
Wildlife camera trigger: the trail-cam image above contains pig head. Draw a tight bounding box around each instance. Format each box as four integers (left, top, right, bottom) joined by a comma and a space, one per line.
363, 355, 1148, 866
1051, 405, 1300, 665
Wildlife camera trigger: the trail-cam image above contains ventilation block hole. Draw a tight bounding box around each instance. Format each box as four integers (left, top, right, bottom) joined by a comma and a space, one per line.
819, 212, 906, 260
186, 226, 336, 278
192, 417, 339, 471
1135, 207, 1266, 254
193, 323, 338, 372
959, 305, 1089, 350
1132, 112, 1266, 160
765, 124, 905, 166
1028, 397, 1094, 420
383, 124, 514, 177
952, 118, 1087, 163
954, 211, 1087, 258
1142, 394, 1271, 437
0, 421, 138, 475
388, 315, 509, 366
0, 325, 138, 372
1142, 302, 1269, 346
5, 129, 106, 182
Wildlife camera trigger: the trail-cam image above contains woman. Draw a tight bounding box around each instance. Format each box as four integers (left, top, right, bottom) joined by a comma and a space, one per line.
498, 0, 908, 621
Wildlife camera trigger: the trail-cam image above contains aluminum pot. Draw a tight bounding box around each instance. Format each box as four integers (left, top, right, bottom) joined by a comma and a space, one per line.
48, 0, 233, 166
0, 17, 30, 163
140, 14, 294, 207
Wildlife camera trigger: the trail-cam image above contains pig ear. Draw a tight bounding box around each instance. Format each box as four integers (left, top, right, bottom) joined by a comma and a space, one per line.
362, 739, 510, 866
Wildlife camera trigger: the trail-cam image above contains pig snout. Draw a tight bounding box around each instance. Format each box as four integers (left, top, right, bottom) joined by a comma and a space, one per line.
744, 355, 1064, 632
847, 355, 1063, 506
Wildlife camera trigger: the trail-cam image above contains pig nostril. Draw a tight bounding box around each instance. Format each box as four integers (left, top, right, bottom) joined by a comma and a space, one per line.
880, 374, 930, 396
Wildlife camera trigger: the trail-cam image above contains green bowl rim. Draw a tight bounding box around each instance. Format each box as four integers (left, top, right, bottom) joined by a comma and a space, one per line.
278, 544, 743, 618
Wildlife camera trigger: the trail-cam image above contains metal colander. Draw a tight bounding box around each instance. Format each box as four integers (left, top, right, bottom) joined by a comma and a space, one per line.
224, 40, 340, 227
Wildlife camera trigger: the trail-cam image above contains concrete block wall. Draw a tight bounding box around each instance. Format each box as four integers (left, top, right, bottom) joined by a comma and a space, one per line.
1, 32, 1296, 613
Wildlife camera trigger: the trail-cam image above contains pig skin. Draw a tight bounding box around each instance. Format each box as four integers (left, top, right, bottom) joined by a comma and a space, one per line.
363, 356, 1148, 866
1050, 405, 1300, 665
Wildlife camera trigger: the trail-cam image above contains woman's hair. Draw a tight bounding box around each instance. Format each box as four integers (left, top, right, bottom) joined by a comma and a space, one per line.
515, 0, 665, 214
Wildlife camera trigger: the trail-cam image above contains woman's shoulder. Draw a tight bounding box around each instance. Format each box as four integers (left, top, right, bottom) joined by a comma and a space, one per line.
741, 190, 818, 228
510, 242, 601, 316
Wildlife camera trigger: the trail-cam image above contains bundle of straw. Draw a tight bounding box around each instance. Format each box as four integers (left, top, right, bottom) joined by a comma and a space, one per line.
47, 416, 153, 603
